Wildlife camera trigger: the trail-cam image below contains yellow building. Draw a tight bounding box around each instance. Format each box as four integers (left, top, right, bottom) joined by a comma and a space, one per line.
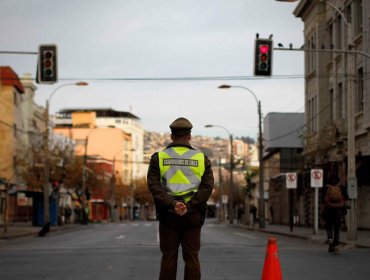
0, 66, 25, 224
54, 111, 134, 221
54, 111, 133, 185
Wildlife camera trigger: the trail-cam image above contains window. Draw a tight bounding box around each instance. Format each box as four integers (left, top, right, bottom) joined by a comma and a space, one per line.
13, 124, 17, 138
313, 96, 318, 132
311, 34, 316, 70
346, 5, 352, 24
354, 0, 363, 35
13, 156, 17, 171
115, 119, 121, 124
356, 67, 364, 113
13, 91, 18, 106
306, 38, 311, 72
338, 82, 345, 119
328, 23, 334, 59
329, 89, 334, 122
336, 15, 342, 49
308, 96, 318, 133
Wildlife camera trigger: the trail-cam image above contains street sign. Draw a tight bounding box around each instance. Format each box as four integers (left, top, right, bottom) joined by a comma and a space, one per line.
347, 177, 358, 199
286, 172, 297, 189
310, 169, 323, 188
222, 195, 228, 204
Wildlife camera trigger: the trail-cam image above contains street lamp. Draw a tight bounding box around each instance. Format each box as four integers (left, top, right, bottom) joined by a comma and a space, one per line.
205, 124, 234, 223
218, 84, 265, 228
42, 82, 88, 231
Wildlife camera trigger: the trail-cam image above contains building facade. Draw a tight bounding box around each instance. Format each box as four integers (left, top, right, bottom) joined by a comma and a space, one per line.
263, 112, 305, 225
294, 0, 370, 229
54, 108, 145, 181
0, 67, 34, 224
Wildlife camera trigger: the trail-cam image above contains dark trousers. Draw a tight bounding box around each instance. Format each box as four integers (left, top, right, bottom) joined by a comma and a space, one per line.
159, 212, 202, 280
325, 208, 342, 246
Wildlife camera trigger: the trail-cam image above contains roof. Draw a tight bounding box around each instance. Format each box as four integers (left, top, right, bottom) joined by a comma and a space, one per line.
0, 66, 25, 93
57, 108, 140, 119
264, 112, 304, 152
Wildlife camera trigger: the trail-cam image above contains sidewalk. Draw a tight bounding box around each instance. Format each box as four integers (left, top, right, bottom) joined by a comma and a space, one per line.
234, 222, 370, 248
0, 222, 79, 240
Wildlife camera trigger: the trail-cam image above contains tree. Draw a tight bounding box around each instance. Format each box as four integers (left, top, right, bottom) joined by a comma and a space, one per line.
133, 178, 154, 220
243, 167, 257, 198
17, 137, 80, 192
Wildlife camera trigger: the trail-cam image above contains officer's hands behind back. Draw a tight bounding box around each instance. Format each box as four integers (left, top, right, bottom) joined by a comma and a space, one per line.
175, 202, 187, 216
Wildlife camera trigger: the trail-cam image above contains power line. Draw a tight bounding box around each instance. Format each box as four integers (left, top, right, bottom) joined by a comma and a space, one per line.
265, 87, 343, 143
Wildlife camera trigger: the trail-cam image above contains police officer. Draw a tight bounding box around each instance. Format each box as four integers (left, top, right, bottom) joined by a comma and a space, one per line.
147, 117, 214, 280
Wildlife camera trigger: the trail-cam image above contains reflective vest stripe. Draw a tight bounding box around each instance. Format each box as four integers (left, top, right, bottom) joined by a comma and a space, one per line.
158, 147, 205, 201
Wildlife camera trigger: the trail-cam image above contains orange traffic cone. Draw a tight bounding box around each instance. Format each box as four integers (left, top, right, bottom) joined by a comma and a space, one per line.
261, 237, 283, 280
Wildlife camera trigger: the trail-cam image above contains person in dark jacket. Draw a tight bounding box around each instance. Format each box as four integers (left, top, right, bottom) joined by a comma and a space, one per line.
322, 174, 348, 254
147, 117, 214, 280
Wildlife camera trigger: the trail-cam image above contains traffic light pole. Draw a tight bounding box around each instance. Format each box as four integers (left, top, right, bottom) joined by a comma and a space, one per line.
43, 100, 51, 229
273, 47, 370, 59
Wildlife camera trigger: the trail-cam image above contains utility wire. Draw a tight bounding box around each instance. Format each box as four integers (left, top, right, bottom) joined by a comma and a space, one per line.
265, 87, 344, 143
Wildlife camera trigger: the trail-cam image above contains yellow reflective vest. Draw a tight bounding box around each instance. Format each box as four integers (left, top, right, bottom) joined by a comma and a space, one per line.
158, 146, 205, 203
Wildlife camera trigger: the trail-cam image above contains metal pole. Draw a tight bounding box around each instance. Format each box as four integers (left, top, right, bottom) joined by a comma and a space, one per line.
314, 187, 319, 234
130, 169, 134, 220
229, 134, 234, 224
218, 156, 225, 222
81, 135, 89, 224
258, 101, 265, 228
111, 158, 116, 222
346, 23, 358, 240
43, 100, 50, 227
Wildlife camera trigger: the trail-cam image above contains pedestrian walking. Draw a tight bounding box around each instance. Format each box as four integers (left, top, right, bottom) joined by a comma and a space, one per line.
64, 204, 72, 224
147, 117, 214, 280
322, 174, 348, 254
250, 204, 257, 226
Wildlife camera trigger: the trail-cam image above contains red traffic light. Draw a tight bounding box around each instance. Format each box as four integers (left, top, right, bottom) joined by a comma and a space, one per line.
254, 38, 273, 76
259, 45, 269, 54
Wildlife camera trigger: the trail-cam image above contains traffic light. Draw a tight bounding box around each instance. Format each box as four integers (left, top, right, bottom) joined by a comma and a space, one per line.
254, 38, 273, 76
37, 44, 58, 84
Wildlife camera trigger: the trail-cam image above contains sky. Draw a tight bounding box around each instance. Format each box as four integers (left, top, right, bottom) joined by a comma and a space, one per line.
0, 0, 305, 140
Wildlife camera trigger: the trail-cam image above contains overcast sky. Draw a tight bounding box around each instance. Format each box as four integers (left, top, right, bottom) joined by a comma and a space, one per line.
0, 0, 304, 139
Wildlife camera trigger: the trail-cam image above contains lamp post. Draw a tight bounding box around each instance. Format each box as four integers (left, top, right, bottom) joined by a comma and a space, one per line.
205, 124, 234, 223
218, 84, 265, 228
43, 82, 88, 230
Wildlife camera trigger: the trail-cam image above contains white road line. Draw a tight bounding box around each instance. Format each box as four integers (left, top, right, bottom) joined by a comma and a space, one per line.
115, 234, 126, 240
156, 224, 160, 243
233, 231, 256, 240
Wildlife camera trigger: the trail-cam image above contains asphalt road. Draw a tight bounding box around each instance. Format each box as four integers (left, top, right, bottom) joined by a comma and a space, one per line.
0, 219, 369, 280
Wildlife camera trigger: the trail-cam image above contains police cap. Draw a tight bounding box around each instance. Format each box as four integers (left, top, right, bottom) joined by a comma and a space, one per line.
169, 117, 193, 136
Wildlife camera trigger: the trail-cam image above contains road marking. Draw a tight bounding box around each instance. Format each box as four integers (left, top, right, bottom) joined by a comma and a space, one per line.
115, 234, 125, 240
131, 223, 139, 227
233, 231, 256, 240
